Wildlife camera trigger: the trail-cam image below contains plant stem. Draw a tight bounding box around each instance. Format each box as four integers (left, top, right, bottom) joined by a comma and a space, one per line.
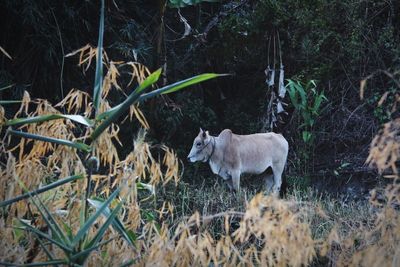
84, 169, 92, 223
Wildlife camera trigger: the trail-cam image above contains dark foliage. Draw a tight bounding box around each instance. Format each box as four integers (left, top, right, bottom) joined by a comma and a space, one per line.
1, 0, 399, 194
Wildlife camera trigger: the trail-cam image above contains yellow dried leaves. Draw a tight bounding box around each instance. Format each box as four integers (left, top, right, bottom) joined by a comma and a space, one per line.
66, 44, 109, 72
0, 219, 27, 264
132, 195, 317, 267
55, 89, 92, 115
233, 194, 316, 267
367, 118, 400, 175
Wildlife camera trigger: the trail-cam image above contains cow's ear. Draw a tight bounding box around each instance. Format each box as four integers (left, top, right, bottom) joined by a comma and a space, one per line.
199, 127, 204, 133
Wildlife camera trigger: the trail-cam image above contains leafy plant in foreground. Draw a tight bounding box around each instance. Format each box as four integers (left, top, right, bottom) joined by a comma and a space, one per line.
0, 0, 224, 265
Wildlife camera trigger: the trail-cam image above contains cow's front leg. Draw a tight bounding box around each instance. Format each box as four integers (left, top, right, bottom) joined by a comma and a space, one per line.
226, 179, 234, 191
231, 170, 241, 192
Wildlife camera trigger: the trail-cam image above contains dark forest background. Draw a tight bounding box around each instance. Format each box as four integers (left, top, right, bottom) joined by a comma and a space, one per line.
1, 0, 399, 196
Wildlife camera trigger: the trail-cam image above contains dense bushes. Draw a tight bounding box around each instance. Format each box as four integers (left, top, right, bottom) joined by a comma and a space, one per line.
1, 1, 400, 266
2, 1, 399, 182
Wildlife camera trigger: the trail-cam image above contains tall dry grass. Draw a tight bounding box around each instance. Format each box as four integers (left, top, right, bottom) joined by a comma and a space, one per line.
1, 43, 399, 267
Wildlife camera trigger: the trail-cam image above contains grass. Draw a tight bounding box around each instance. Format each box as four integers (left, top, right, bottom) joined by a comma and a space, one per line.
149, 173, 377, 248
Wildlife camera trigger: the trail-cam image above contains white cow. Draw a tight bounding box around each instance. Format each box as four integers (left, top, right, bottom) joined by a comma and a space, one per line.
187, 128, 288, 193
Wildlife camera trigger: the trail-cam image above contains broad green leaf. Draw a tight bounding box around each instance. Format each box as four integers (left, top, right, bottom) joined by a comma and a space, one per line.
92, 71, 224, 141
93, 0, 105, 113
88, 198, 135, 246
91, 69, 161, 140
160, 73, 222, 94
72, 187, 121, 246
133, 68, 162, 94
0, 174, 84, 208
294, 82, 307, 108
301, 112, 311, 127
139, 73, 228, 102
94, 69, 161, 121
8, 129, 91, 152
6, 114, 93, 127
287, 81, 300, 109
312, 92, 327, 115
95, 103, 121, 121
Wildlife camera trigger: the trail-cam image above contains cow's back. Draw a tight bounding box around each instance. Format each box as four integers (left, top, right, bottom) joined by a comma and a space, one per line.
232, 132, 288, 174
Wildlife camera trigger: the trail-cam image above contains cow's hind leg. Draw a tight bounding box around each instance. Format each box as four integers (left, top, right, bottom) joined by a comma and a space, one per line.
272, 161, 285, 195
259, 168, 274, 194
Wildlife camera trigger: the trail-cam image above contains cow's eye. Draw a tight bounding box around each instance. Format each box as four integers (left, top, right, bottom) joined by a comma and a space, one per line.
196, 142, 201, 147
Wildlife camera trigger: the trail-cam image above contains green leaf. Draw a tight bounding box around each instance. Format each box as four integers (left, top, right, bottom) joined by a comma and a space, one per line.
139, 73, 228, 102
91, 69, 161, 141
12, 218, 29, 242
287, 80, 300, 109
0, 174, 84, 208
312, 92, 326, 115
17, 222, 72, 253
0, 100, 22, 105
306, 80, 317, 90
92, 71, 224, 141
0, 83, 15, 91
0, 260, 67, 266
6, 114, 93, 127
88, 201, 124, 246
31, 195, 72, 247
72, 187, 121, 246
341, 162, 351, 168
136, 182, 155, 194
88, 198, 135, 247
302, 131, 312, 143
134, 68, 162, 94
301, 112, 311, 127
8, 129, 91, 152
95, 103, 121, 121
94, 69, 161, 122
93, 0, 105, 113
294, 81, 307, 108
36, 234, 56, 261
74, 202, 125, 262
61, 220, 74, 241
13, 176, 72, 247
71, 238, 115, 262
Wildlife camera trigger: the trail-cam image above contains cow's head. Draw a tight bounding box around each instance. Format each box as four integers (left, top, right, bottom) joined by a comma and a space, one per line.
187, 128, 212, 162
